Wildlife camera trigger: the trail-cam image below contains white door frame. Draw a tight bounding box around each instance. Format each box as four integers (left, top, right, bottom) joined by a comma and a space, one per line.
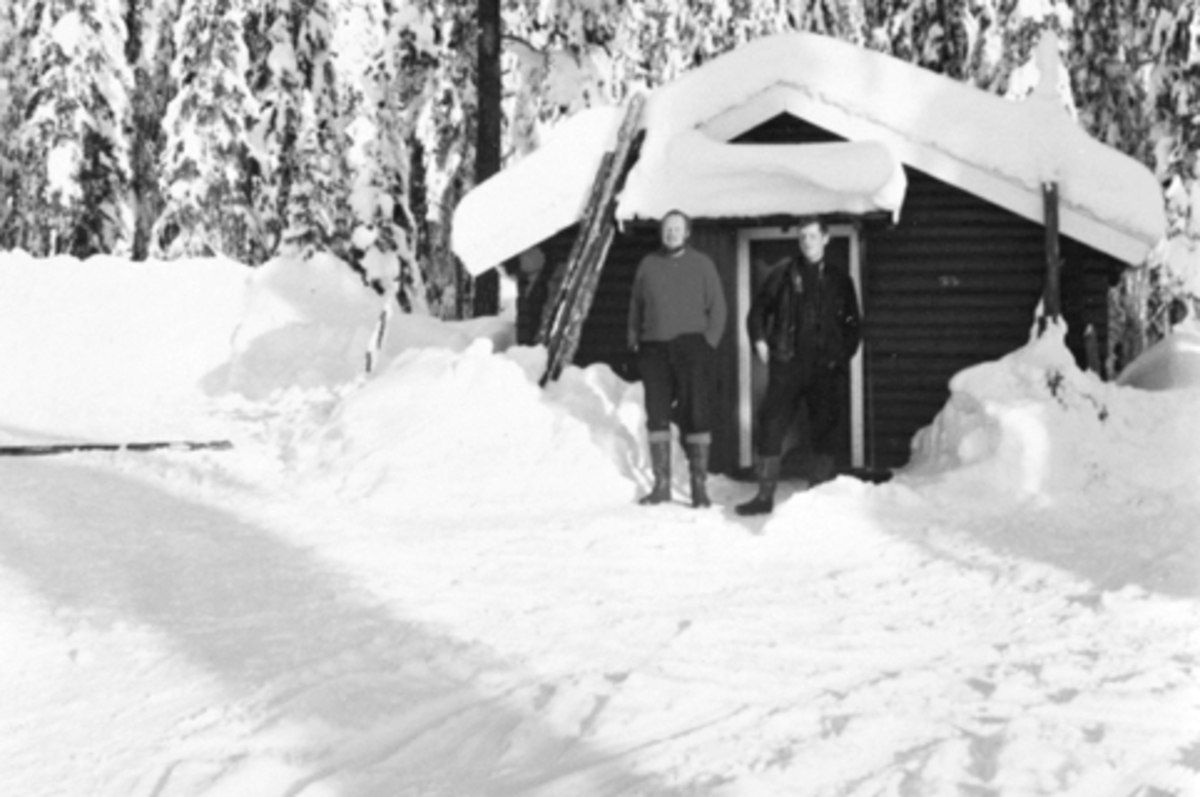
736, 225, 865, 470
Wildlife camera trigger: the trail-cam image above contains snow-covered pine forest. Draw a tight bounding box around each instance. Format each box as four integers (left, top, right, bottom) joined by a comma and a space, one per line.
1, 0, 1197, 358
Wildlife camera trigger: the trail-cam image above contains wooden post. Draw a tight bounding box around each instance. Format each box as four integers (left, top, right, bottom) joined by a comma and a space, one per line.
1042, 181, 1062, 327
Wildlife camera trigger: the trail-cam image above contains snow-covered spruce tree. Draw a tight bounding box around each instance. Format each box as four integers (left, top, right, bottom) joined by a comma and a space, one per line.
501, 0, 873, 153
246, 0, 342, 260
863, 0, 975, 76
0, 1, 24, 249
14, 0, 135, 258
334, 0, 433, 315
969, 1, 1074, 97
500, 0, 808, 154
397, 0, 461, 316
153, 0, 261, 262
125, 0, 181, 260
279, 96, 350, 261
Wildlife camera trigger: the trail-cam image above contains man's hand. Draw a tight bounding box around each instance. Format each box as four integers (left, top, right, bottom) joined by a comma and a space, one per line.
754, 340, 769, 362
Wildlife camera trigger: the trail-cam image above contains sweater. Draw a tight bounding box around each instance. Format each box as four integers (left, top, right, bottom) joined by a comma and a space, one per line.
627, 247, 728, 348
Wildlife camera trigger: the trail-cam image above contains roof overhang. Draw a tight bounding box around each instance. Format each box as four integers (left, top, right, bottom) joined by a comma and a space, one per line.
451, 104, 904, 276
451, 106, 623, 277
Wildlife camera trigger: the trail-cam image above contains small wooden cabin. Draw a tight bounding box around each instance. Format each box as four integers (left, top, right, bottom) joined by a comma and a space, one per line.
455, 33, 1165, 477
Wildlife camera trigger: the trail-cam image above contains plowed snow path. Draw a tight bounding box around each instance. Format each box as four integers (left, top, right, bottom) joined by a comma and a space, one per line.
1, 453, 1196, 796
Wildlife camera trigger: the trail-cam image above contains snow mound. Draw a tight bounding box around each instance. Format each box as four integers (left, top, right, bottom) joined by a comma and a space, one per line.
208, 254, 519, 400
901, 321, 1200, 504
1116, 321, 1200, 391
207, 253, 383, 400
0, 250, 248, 443
307, 341, 644, 510
382, 312, 517, 359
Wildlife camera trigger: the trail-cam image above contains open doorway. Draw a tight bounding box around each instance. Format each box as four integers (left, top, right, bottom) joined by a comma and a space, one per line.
735, 224, 865, 476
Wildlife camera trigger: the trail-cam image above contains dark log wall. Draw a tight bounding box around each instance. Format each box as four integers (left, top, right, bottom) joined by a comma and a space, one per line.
865, 171, 1122, 468
865, 170, 1046, 467
517, 112, 1125, 474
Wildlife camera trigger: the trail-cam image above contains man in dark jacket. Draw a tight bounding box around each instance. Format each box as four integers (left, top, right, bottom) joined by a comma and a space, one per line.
628, 210, 728, 508
737, 216, 861, 516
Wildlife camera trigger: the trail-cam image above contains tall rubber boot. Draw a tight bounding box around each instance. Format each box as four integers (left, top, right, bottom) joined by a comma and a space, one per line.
735, 455, 781, 516
638, 438, 672, 505
687, 441, 711, 509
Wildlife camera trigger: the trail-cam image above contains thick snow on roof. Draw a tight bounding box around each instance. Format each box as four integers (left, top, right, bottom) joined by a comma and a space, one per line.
623, 134, 905, 221
453, 31, 1166, 275
624, 32, 1164, 261
452, 106, 622, 277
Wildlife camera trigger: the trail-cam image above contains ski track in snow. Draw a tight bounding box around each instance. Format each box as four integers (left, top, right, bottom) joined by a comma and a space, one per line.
1, 433, 1197, 797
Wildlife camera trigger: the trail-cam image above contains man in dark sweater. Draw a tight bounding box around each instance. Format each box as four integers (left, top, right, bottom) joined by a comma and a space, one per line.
737, 215, 861, 516
627, 210, 728, 507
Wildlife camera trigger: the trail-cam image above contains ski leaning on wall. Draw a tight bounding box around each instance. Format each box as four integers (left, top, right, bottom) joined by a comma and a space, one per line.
537, 93, 646, 386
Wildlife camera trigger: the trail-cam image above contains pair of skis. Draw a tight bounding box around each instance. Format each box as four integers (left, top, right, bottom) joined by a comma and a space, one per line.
537, 93, 646, 386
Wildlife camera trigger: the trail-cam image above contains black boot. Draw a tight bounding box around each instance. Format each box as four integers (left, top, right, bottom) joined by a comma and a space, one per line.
735, 455, 780, 516
638, 439, 672, 505
686, 441, 711, 509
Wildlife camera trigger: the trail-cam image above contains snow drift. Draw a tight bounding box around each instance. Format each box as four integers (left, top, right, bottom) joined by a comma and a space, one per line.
904, 320, 1200, 503
307, 340, 644, 509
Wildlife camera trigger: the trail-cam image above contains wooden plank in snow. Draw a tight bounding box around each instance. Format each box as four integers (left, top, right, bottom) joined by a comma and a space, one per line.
0, 440, 234, 457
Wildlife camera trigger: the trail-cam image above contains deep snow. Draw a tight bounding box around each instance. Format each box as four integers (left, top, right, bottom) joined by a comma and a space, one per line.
453, 31, 1165, 276
0, 251, 1198, 796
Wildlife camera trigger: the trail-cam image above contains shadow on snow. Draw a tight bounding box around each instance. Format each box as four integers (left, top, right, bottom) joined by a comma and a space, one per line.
0, 455, 691, 797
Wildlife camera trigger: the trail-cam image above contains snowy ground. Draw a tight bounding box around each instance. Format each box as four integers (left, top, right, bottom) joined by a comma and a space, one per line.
1, 251, 1198, 796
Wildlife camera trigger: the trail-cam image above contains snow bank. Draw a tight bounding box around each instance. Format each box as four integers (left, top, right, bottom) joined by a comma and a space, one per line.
0, 250, 631, 506
212, 254, 518, 399
382, 312, 517, 359
0, 248, 519, 443
0, 250, 249, 443
901, 320, 1200, 504
305, 341, 645, 510
1116, 321, 1200, 391
208, 253, 383, 400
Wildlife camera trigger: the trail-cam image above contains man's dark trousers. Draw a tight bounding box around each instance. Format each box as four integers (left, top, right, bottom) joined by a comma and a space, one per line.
756, 359, 847, 459
637, 333, 715, 442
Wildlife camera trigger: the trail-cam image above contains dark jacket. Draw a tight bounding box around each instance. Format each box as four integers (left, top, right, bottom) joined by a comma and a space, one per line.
746, 258, 861, 375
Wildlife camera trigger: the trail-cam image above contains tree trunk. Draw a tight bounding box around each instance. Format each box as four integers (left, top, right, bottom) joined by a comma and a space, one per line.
472, 0, 502, 317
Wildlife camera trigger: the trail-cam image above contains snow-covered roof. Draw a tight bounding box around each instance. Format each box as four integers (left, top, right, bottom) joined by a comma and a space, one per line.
452, 105, 626, 279
624, 135, 905, 221
453, 32, 1166, 275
